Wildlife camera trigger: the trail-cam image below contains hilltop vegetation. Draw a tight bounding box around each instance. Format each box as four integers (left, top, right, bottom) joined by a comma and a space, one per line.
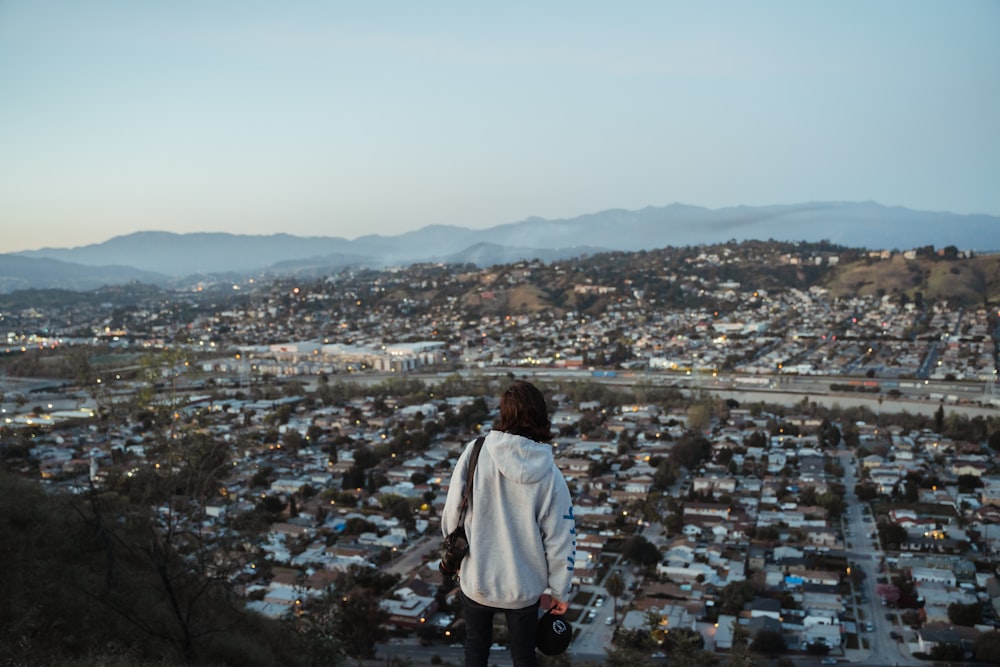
823, 251, 1000, 306
441, 241, 998, 316
0, 470, 341, 667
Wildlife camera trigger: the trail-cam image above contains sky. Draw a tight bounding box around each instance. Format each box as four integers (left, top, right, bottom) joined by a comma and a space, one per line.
1, 1, 998, 253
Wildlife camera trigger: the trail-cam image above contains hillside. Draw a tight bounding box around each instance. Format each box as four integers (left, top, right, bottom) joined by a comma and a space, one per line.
1, 241, 997, 314
823, 253, 1000, 306
0, 470, 339, 667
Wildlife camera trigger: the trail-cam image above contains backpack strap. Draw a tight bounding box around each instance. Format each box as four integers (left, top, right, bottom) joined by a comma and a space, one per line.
456, 436, 486, 524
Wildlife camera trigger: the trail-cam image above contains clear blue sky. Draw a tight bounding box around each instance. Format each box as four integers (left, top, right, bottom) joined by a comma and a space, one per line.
1, 1, 998, 253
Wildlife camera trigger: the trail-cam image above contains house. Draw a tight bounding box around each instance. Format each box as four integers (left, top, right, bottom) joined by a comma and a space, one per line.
952, 461, 989, 477
683, 502, 731, 520
797, 569, 841, 587
713, 614, 738, 650
800, 591, 845, 617
916, 622, 979, 656
804, 527, 839, 548
860, 454, 885, 470
747, 616, 783, 642
749, 597, 781, 621
692, 476, 737, 494
381, 585, 439, 630
910, 566, 957, 586
624, 475, 654, 494
747, 545, 767, 572
802, 621, 842, 648
656, 561, 718, 585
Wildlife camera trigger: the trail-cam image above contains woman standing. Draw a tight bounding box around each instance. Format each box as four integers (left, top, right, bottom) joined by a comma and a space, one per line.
441, 380, 576, 667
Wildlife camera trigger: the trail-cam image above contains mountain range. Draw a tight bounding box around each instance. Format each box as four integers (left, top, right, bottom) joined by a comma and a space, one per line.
2, 201, 997, 292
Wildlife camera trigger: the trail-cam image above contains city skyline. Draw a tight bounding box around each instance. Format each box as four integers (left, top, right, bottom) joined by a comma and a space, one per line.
2, 1, 998, 254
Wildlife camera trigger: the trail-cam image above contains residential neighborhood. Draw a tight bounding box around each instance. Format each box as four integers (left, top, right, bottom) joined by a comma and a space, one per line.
1, 242, 999, 665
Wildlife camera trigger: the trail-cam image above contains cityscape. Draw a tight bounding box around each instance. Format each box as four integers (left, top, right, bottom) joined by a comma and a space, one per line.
2, 240, 999, 667
3, 3, 997, 666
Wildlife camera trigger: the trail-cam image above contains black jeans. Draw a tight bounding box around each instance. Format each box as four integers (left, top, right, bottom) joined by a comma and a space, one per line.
461, 591, 540, 667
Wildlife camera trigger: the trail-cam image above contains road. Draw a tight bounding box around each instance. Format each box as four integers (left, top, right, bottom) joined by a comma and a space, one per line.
839, 450, 922, 667
384, 534, 439, 578
447, 367, 999, 418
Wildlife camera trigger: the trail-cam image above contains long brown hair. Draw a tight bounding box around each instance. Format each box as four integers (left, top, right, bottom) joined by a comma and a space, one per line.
494, 380, 552, 443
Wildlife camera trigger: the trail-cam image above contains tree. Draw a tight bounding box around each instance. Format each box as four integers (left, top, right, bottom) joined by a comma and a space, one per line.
652, 458, 677, 490
855, 482, 878, 500
332, 588, 388, 659
818, 418, 841, 448
721, 640, 765, 667
816, 490, 845, 518
878, 523, 907, 550
664, 511, 684, 536
876, 583, 900, 606
137, 347, 199, 439
388, 497, 416, 531
798, 485, 819, 506
974, 630, 1000, 664
602, 645, 657, 667
948, 600, 983, 627
930, 642, 964, 661
259, 495, 287, 514
0, 470, 341, 667
750, 629, 785, 654
988, 430, 1000, 452
662, 627, 714, 667
744, 431, 767, 448
282, 429, 304, 453
671, 434, 712, 470
958, 473, 984, 493
605, 571, 625, 623
686, 404, 712, 434
621, 535, 660, 566
718, 580, 756, 616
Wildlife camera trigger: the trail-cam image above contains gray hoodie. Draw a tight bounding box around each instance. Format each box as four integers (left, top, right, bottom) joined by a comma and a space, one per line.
441, 430, 576, 609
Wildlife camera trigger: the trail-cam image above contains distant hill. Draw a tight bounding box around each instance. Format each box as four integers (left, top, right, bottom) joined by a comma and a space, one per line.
0, 238, 997, 310
3, 201, 997, 292
0, 254, 165, 292
824, 253, 1000, 305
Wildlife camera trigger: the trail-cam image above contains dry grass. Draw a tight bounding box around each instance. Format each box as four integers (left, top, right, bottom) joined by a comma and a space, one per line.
824, 254, 1000, 305
460, 283, 557, 314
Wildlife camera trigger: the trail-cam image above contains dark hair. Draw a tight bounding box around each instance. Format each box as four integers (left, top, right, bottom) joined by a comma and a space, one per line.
494, 380, 551, 443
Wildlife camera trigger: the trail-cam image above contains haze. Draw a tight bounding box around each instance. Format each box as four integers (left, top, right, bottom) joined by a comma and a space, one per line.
1, 1, 998, 254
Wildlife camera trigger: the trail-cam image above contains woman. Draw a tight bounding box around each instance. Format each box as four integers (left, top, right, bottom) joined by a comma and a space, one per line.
441, 380, 576, 667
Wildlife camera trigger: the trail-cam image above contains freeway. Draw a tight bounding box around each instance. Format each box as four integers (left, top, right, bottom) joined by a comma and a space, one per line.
444, 367, 999, 417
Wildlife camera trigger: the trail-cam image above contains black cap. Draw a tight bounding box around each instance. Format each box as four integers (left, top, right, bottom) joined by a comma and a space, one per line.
536, 611, 572, 655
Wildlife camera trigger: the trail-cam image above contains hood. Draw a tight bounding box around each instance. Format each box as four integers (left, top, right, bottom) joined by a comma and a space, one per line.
485, 430, 554, 485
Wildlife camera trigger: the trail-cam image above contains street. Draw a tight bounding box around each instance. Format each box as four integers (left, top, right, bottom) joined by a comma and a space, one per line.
839, 450, 921, 667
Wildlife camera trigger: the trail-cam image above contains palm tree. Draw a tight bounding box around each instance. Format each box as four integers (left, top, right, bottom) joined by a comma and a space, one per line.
605, 570, 626, 623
